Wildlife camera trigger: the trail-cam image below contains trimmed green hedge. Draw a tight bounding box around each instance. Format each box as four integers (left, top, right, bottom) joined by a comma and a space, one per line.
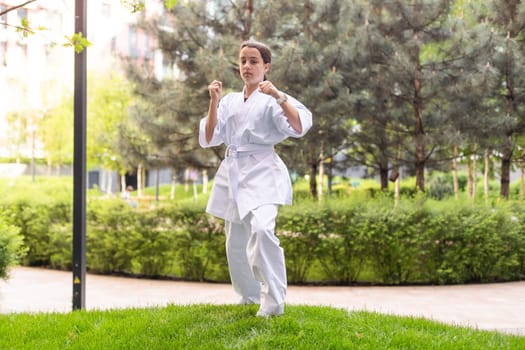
0, 196, 524, 285
279, 197, 525, 284
0, 218, 25, 280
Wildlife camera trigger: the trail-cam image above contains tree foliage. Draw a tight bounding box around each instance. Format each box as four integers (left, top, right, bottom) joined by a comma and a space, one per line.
8, 0, 525, 200
482, 0, 525, 198
40, 99, 74, 170
128, 0, 361, 197
87, 73, 135, 175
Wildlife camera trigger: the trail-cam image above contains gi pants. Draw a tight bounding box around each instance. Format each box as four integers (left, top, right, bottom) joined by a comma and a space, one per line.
225, 204, 287, 315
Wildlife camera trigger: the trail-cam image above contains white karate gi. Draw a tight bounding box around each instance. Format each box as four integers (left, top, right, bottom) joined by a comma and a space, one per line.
199, 88, 312, 315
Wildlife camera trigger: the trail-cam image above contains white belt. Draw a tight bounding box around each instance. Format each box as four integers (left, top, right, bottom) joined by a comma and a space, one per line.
225, 144, 274, 158
226, 144, 274, 201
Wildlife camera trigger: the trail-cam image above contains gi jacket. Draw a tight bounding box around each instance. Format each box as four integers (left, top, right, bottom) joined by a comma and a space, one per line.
199, 89, 312, 223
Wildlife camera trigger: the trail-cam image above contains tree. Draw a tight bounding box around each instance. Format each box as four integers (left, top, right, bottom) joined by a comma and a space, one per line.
5, 110, 32, 163
124, 0, 523, 201
87, 73, 134, 194
40, 99, 74, 173
343, 3, 413, 191
353, 0, 493, 193
128, 0, 359, 199
483, 0, 525, 199
427, 1, 496, 201
127, 1, 238, 176
270, 0, 356, 198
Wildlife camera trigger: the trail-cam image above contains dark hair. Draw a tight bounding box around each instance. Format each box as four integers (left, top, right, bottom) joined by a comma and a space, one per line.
240, 40, 272, 64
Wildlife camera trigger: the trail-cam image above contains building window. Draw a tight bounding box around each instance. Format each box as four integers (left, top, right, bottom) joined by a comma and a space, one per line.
17, 8, 27, 22
144, 34, 153, 60
110, 36, 116, 53
0, 4, 7, 24
101, 2, 111, 19
46, 10, 62, 33
17, 41, 27, 58
0, 41, 6, 66
129, 26, 138, 58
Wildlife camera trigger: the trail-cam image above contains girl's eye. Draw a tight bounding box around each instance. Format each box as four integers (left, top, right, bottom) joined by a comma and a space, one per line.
240, 59, 258, 65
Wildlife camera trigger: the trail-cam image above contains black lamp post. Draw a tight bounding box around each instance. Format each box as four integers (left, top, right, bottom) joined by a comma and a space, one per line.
72, 0, 87, 311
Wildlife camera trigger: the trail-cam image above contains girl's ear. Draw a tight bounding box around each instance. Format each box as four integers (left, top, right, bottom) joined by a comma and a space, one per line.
264, 63, 271, 73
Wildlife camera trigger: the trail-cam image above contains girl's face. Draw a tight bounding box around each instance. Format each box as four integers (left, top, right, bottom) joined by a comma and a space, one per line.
239, 47, 270, 87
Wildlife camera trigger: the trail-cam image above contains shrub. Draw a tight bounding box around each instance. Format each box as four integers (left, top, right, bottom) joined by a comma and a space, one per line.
364, 201, 428, 284
311, 202, 367, 284
159, 204, 228, 281
427, 174, 455, 200
0, 218, 26, 279
1, 189, 524, 285
278, 202, 324, 283
87, 200, 147, 274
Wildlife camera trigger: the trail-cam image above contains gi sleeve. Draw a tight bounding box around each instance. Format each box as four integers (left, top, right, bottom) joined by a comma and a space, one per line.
272, 95, 313, 138
198, 96, 228, 148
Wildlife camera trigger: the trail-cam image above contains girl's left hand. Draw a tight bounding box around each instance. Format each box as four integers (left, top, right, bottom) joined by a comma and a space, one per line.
258, 81, 280, 99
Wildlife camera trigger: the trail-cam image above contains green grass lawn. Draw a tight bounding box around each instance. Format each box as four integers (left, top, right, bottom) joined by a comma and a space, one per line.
0, 304, 523, 349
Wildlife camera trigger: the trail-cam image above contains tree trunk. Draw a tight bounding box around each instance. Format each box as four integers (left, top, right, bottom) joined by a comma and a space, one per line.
520, 160, 525, 202
105, 169, 112, 195
309, 151, 318, 199
202, 169, 208, 194
141, 165, 146, 197
466, 157, 473, 199
379, 164, 389, 191
501, 50, 515, 199
327, 157, 333, 195
303, 0, 311, 38
47, 158, 52, 176
500, 146, 512, 199
137, 163, 143, 198
472, 145, 478, 200
243, 0, 253, 40
393, 144, 401, 205
184, 168, 189, 192
484, 150, 490, 204
452, 145, 459, 200
394, 171, 400, 207
414, 116, 425, 192
99, 169, 106, 193
170, 170, 177, 200
318, 148, 324, 201
120, 174, 126, 194
413, 26, 425, 192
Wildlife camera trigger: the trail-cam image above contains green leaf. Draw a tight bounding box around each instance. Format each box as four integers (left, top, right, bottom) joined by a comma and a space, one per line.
121, 0, 145, 13
15, 17, 34, 37
164, 0, 177, 9
63, 32, 92, 53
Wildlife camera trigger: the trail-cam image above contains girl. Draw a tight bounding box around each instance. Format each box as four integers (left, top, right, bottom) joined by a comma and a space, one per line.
199, 40, 312, 317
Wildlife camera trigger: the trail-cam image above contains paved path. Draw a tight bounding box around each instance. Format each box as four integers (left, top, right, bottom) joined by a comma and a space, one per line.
1, 267, 524, 336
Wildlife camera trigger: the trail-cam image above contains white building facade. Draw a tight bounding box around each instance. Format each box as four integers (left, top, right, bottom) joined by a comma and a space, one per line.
0, 0, 167, 160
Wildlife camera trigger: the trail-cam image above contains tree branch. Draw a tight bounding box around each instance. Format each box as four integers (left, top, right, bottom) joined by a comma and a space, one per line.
0, 22, 34, 34
0, 0, 37, 17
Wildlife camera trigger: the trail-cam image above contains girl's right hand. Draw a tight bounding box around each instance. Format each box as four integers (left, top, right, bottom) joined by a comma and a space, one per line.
208, 80, 222, 101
